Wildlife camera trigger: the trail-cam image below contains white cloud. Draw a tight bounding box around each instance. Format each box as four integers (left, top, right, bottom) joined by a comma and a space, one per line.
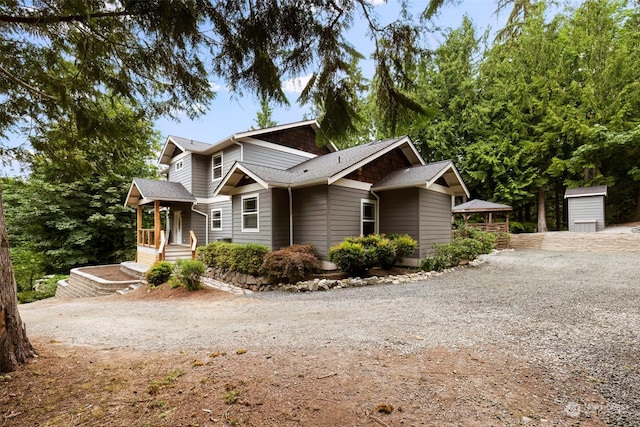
366, 0, 386, 5
282, 74, 314, 94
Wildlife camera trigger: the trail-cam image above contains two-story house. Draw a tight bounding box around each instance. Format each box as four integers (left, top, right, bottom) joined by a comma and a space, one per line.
125, 119, 469, 269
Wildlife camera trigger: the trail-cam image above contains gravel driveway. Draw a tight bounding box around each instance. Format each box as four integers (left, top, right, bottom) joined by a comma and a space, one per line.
20, 249, 640, 426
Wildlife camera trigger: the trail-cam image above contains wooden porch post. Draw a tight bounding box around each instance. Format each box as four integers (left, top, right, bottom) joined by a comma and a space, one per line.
154, 200, 161, 249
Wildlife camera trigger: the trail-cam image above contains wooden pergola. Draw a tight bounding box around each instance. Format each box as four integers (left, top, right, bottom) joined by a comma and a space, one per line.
452, 199, 513, 249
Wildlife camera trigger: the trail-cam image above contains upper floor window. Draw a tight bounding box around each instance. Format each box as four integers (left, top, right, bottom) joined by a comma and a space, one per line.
242, 194, 259, 232
211, 209, 222, 231
212, 153, 223, 181
361, 199, 377, 236
175, 159, 183, 171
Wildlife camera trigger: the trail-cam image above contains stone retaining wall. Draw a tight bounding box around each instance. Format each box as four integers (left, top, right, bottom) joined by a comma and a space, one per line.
56, 265, 142, 298
510, 232, 640, 253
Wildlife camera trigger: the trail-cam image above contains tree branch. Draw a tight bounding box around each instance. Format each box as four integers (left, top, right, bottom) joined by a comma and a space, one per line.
0, 66, 56, 101
0, 10, 132, 25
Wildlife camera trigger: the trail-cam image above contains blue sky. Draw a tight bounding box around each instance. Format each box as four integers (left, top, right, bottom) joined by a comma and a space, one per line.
155, 0, 508, 143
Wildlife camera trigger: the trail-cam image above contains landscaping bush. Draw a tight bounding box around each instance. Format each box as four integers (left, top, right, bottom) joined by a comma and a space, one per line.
17, 274, 65, 304
260, 244, 320, 283
235, 244, 270, 275
453, 225, 497, 253
173, 259, 205, 290
419, 256, 447, 272
145, 261, 173, 286
374, 237, 397, 270
389, 234, 418, 265
419, 226, 497, 272
197, 241, 269, 275
328, 240, 371, 276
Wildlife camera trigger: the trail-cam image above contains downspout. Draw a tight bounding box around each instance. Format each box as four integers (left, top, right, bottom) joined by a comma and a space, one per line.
191, 204, 209, 245
288, 186, 294, 246
370, 190, 380, 234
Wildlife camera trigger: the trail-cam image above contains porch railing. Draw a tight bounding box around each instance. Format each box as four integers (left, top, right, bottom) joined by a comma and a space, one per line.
137, 229, 156, 247
158, 230, 167, 261
189, 230, 197, 259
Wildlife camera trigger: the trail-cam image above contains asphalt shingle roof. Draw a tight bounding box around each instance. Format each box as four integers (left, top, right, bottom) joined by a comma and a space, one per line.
371, 160, 452, 189
127, 178, 196, 205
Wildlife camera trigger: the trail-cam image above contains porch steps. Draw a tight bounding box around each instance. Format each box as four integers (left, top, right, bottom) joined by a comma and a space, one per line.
163, 245, 194, 263
510, 231, 640, 253
55, 264, 144, 299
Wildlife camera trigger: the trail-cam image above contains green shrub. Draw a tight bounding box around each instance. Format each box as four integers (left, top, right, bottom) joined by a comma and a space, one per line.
173, 259, 205, 290
260, 245, 320, 283
196, 241, 228, 267
145, 261, 173, 286
453, 225, 497, 253
328, 240, 371, 276
196, 241, 269, 275
389, 234, 418, 264
374, 238, 397, 270
17, 274, 65, 303
235, 244, 270, 275
419, 257, 447, 272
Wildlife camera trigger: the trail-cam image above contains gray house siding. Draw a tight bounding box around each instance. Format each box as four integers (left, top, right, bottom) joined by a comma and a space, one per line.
232, 189, 273, 247
208, 199, 233, 242
191, 154, 209, 198
418, 190, 452, 257
292, 185, 329, 258
271, 189, 291, 250
190, 206, 208, 246
568, 196, 605, 232
379, 188, 420, 257
209, 145, 242, 197
168, 153, 192, 192
244, 143, 310, 170
328, 186, 371, 250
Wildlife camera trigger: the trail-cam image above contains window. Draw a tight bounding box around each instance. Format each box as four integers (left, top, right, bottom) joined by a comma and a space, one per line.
242, 194, 259, 232
361, 199, 377, 236
211, 209, 222, 231
212, 153, 223, 181
175, 159, 183, 171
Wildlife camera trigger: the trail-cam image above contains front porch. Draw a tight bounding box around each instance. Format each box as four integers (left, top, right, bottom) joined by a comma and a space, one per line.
135, 204, 198, 266
125, 178, 200, 267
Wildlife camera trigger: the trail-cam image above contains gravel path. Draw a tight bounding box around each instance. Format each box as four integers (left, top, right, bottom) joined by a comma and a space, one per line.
20, 249, 640, 426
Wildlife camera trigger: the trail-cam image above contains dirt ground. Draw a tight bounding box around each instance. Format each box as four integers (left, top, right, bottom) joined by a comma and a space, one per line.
2, 283, 608, 427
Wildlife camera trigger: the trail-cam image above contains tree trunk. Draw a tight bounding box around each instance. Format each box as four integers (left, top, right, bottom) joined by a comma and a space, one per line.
633, 190, 640, 222
537, 186, 548, 233
0, 185, 34, 373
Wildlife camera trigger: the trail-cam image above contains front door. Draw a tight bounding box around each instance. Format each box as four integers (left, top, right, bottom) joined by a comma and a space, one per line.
174, 210, 183, 244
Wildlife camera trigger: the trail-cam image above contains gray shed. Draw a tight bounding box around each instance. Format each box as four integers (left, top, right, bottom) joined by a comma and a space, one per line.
564, 185, 607, 232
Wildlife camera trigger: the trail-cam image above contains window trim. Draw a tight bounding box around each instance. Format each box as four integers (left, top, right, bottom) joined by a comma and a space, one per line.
241, 193, 259, 232
175, 159, 183, 171
212, 152, 223, 181
361, 198, 377, 236
210, 208, 222, 231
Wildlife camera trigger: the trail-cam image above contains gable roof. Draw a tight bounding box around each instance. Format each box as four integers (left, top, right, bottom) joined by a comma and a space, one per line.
213, 136, 425, 195
372, 160, 470, 197
564, 185, 608, 199
158, 136, 212, 164
452, 199, 512, 213
157, 119, 334, 165
124, 178, 196, 206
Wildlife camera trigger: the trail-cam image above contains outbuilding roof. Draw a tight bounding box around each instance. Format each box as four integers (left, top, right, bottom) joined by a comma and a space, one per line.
452, 199, 512, 213
124, 178, 196, 206
564, 185, 608, 198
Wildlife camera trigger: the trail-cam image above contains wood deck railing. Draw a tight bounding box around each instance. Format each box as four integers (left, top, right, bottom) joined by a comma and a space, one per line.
467, 222, 510, 248
137, 229, 156, 247
189, 230, 197, 259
